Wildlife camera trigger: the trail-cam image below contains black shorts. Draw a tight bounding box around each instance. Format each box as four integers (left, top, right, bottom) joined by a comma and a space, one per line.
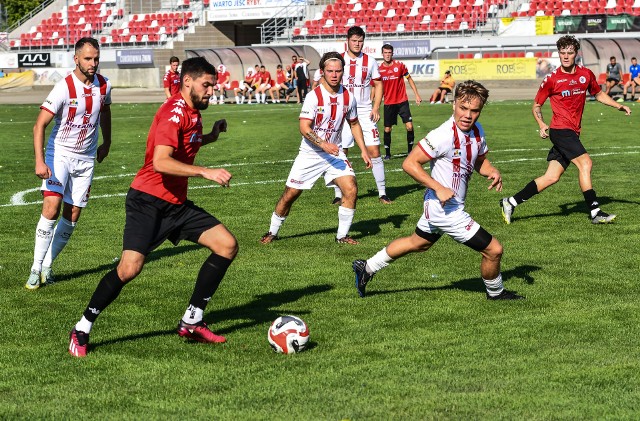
384, 101, 413, 127
439, 87, 452, 93
547, 128, 587, 169
122, 188, 220, 255
606, 77, 619, 84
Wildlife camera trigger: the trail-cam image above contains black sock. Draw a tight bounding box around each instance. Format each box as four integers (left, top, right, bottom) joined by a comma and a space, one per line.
383, 131, 391, 156
583, 189, 599, 211
407, 130, 414, 153
189, 253, 233, 310
83, 269, 126, 323
512, 180, 539, 205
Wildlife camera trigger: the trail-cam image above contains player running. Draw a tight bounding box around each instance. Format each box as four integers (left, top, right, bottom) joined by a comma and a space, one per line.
261, 52, 372, 245
500, 35, 631, 225
353, 81, 523, 300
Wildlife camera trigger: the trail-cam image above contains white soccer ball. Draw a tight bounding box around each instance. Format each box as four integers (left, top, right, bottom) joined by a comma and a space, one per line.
268, 315, 309, 354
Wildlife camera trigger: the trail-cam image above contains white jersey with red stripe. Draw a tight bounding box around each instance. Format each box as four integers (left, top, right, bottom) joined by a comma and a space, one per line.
298, 84, 358, 154
40, 72, 112, 161
341, 51, 380, 109
417, 116, 488, 210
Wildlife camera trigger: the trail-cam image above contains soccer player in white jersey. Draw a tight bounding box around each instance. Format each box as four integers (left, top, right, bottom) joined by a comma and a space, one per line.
333, 26, 389, 205
26, 37, 112, 289
353, 81, 524, 300
261, 52, 372, 245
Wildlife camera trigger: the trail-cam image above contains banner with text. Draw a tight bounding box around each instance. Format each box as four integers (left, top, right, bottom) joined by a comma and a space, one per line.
440, 58, 537, 80
207, 0, 305, 21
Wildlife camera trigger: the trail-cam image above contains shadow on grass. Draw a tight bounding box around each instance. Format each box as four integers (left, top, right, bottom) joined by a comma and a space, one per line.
90, 284, 333, 349
358, 183, 423, 203
366, 264, 541, 297
275, 213, 412, 241
513, 196, 637, 222
53, 244, 201, 284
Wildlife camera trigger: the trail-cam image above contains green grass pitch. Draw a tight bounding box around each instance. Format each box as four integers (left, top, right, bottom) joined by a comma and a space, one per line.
0, 99, 639, 419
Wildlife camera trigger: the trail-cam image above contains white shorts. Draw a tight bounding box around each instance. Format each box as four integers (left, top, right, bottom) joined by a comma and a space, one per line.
259, 83, 272, 90
41, 154, 94, 208
215, 82, 231, 90
416, 199, 480, 244
285, 151, 355, 190
341, 108, 380, 149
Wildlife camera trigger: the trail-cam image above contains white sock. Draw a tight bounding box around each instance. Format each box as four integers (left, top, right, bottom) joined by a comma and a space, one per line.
483, 273, 504, 297
75, 316, 93, 334
590, 208, 601, 218
337, 206, 355, 239
334, 185, 343, 199
366, 247, 393, 273
371, 156, 386, 197
507, 197, 517, 207
219, 95, 224, 102
42, 217, 76, 267
262, 93, 267, 103
182, 304, 204, 325
31, 215, 56, 272
268, 212, 287, 235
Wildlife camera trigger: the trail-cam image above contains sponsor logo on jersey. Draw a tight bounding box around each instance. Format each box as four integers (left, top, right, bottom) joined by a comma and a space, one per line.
69, 99, 78, 108
47, 179, 62, 187
453, 149, 462, 157
561, 89, 571, 97
168, 115, 180, 124
422, 137, 435, 150
189, 133, 202, 143
465, 219, 475, 231
289, 178, 304, 184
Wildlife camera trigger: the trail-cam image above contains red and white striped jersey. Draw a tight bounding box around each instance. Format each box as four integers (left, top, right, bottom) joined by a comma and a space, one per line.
40, 72, 111, 161
298, 84, 358, 153
417, 116, 488, 209
341, 51, 381, 109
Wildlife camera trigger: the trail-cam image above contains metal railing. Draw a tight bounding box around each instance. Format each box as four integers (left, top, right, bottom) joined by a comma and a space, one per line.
260, 1, 307, 44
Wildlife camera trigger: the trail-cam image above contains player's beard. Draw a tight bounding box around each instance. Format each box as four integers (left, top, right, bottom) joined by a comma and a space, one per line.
190, 88, 210, 110
77, 63, 96, 81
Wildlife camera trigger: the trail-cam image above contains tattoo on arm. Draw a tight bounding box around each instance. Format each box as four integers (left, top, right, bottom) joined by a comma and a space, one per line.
304, 131, 324, 146
535, 109, 544, 121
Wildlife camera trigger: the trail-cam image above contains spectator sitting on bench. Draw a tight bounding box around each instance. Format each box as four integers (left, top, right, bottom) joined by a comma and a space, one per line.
604, 56, 622, 97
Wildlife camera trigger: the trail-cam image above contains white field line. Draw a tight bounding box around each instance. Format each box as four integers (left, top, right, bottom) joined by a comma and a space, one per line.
3, 147, 639, 208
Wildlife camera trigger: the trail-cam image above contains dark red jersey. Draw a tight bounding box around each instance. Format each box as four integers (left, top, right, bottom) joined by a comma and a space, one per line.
163, 70, 181, 96
378, 60, 409, 105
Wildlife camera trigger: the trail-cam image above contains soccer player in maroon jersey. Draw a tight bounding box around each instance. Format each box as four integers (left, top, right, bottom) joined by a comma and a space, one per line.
163, 56, 180, 99
379, 44, 422, 159
500, 35, 631, 225
68, 57, 235, 357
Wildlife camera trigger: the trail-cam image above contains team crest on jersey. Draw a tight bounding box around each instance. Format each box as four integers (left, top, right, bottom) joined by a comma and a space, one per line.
579, 76, 586, 84
394, 67, 398, 72
69, 99, 78, 107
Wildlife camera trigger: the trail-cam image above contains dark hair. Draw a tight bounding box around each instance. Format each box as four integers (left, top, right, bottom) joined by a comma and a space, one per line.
319, 52, 345, 71
169, 56, 179, 64
277, 64, 282, 69
610, 56, 616, 60
454, 80, 489, 106
382, 44, 393, 52
633, 57, 637, 60
180, 57, 217, 85
556, 35, 580, 52
347, 25, 365, 40
74, 37, 99, 54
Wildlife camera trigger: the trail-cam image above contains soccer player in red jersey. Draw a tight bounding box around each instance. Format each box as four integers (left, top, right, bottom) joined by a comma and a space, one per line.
500, 35, 631, 225
378, 43, 422, 159
163, 56, 180, 99
27, 37, 112, 290
255, 65, 272, 104
69, 57, 235, 357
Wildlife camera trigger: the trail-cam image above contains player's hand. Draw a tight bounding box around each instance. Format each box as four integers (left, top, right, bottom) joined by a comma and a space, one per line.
415, 95, 422, 105
539, 124, 549, 139
35, 161, 51, 179
486, 170, 503, 192
619, 105, 631, 115
96, 143, 110, 163
212, 119, 228, 136
370, 109, 380, 123
202, 168, 232, 187
435, 187, 455, 206
321, 142, 339, 156
361, 152, 372, 169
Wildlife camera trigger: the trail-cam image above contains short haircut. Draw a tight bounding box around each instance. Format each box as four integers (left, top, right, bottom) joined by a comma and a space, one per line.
319, 52, 345, 70
277, 64, 282, 69
347, 25, 365, 40
169, 56, 179, 64
632, 57, 637, 60
454, 80, 489, 106
382, 44, 393, 52
180, 57, 217, 85
260, 65, 266, 69
74, 37, 99, 54
556, 35, 580, 52
610, 56, 616, 60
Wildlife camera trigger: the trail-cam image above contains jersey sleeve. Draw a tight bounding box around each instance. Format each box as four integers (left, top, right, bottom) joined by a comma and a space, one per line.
401, 62, 410, 78
162, 71, 170, 89
370, 59, 381, 81
476, 123, 489, 156
346, 94, 358, 122
299, 90, 318, 121
534, 75, 552, 105
103, 78, 113, 106
154, 103, 184, 149
40, 81, 67, 115
418, 126, 450, 159
587, 69, 602, 95
313, 69, 322, 82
